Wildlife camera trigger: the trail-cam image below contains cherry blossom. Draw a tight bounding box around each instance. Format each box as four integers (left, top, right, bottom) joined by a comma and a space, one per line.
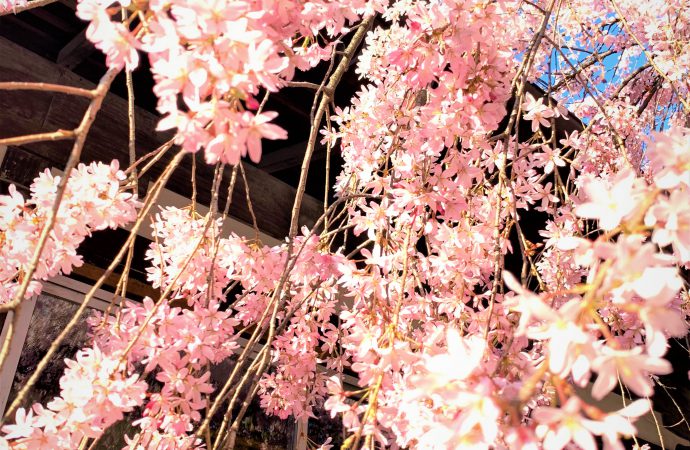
74, 0, 386, 165
0, 161, 139, 305
574, 169, 643, 231
0, 0, 25, 13
523, 94, 555, 132
591, 345, 672, 400
2, 0, 690, 448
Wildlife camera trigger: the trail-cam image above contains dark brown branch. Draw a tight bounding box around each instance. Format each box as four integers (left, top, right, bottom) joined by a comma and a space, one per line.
551, 48, 616, 91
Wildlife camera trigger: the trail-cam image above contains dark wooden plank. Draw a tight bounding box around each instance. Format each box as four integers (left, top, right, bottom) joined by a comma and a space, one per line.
0, 14, 64, 61
56, 29, 95, 69
258, 140, 329, 174
27, 7, 81, 38
0, 146, 54, 188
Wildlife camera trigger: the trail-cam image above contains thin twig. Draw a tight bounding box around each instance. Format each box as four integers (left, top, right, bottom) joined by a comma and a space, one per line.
1, 148, 185, 424
238, 162, 260, 242
0, 82, 95, 98
0, 130, 76, 146
285, 81, 330, 92
124, 21, 138, 193
135, 139, 175, 179
288, 15, 374, 239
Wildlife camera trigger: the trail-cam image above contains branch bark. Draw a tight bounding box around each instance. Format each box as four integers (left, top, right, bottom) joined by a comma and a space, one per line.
288, 15, 374, 239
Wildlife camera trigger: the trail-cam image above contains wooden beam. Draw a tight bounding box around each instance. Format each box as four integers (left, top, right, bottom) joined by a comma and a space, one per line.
71, 262, 159, 300
57, 0, 76, 9
0, 36, 322, 239
26, 6, 82, 35
0, 145, 53, 188
56, 29, 94, 69
259, 140, 328, 173
269, 92, 311, 119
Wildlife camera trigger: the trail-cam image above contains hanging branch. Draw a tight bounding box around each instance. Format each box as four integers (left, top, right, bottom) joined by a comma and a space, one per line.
0, 68, 119, 377
1, 147, 186, 424
0, 67, 119, 315
0, 82, 95, 98
288, 15, 374, 239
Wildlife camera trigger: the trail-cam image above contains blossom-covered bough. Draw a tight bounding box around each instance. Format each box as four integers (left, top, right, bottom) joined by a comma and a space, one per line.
0, 0, 689, 449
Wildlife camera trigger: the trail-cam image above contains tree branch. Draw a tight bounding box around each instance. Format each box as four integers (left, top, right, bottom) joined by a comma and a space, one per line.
288, 14, 374, 239
0, 81, 95, 98
0, 129, 76, 146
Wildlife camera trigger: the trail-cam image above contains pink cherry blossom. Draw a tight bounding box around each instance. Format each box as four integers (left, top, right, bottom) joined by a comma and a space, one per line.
533, 398, 599, 450
575, 169, 642, 231
646, 126, 690, 189
3, 0, 690, 448
523, 94, 555, 132
0, 161, 139, 305
241, 111, 288, 163
646, 188, 690, 263
591, 345, 672, 400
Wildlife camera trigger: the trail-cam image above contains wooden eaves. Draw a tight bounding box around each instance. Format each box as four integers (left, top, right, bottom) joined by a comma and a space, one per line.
0, 36, 323, 241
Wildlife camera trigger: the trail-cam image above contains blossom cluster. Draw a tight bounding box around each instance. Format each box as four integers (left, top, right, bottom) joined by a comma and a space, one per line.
314, 0, 690, 448
1, 206, 353, 447
75, 0, 386, 165
2, 208, 242, 448
2, 0, 690, 448
1, 346, 147, 449
91, 297, 237, 449
257, 231, 347, 420
145, 206, 229, 304
0, 161, 139, 305
322, 108, 690, 450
